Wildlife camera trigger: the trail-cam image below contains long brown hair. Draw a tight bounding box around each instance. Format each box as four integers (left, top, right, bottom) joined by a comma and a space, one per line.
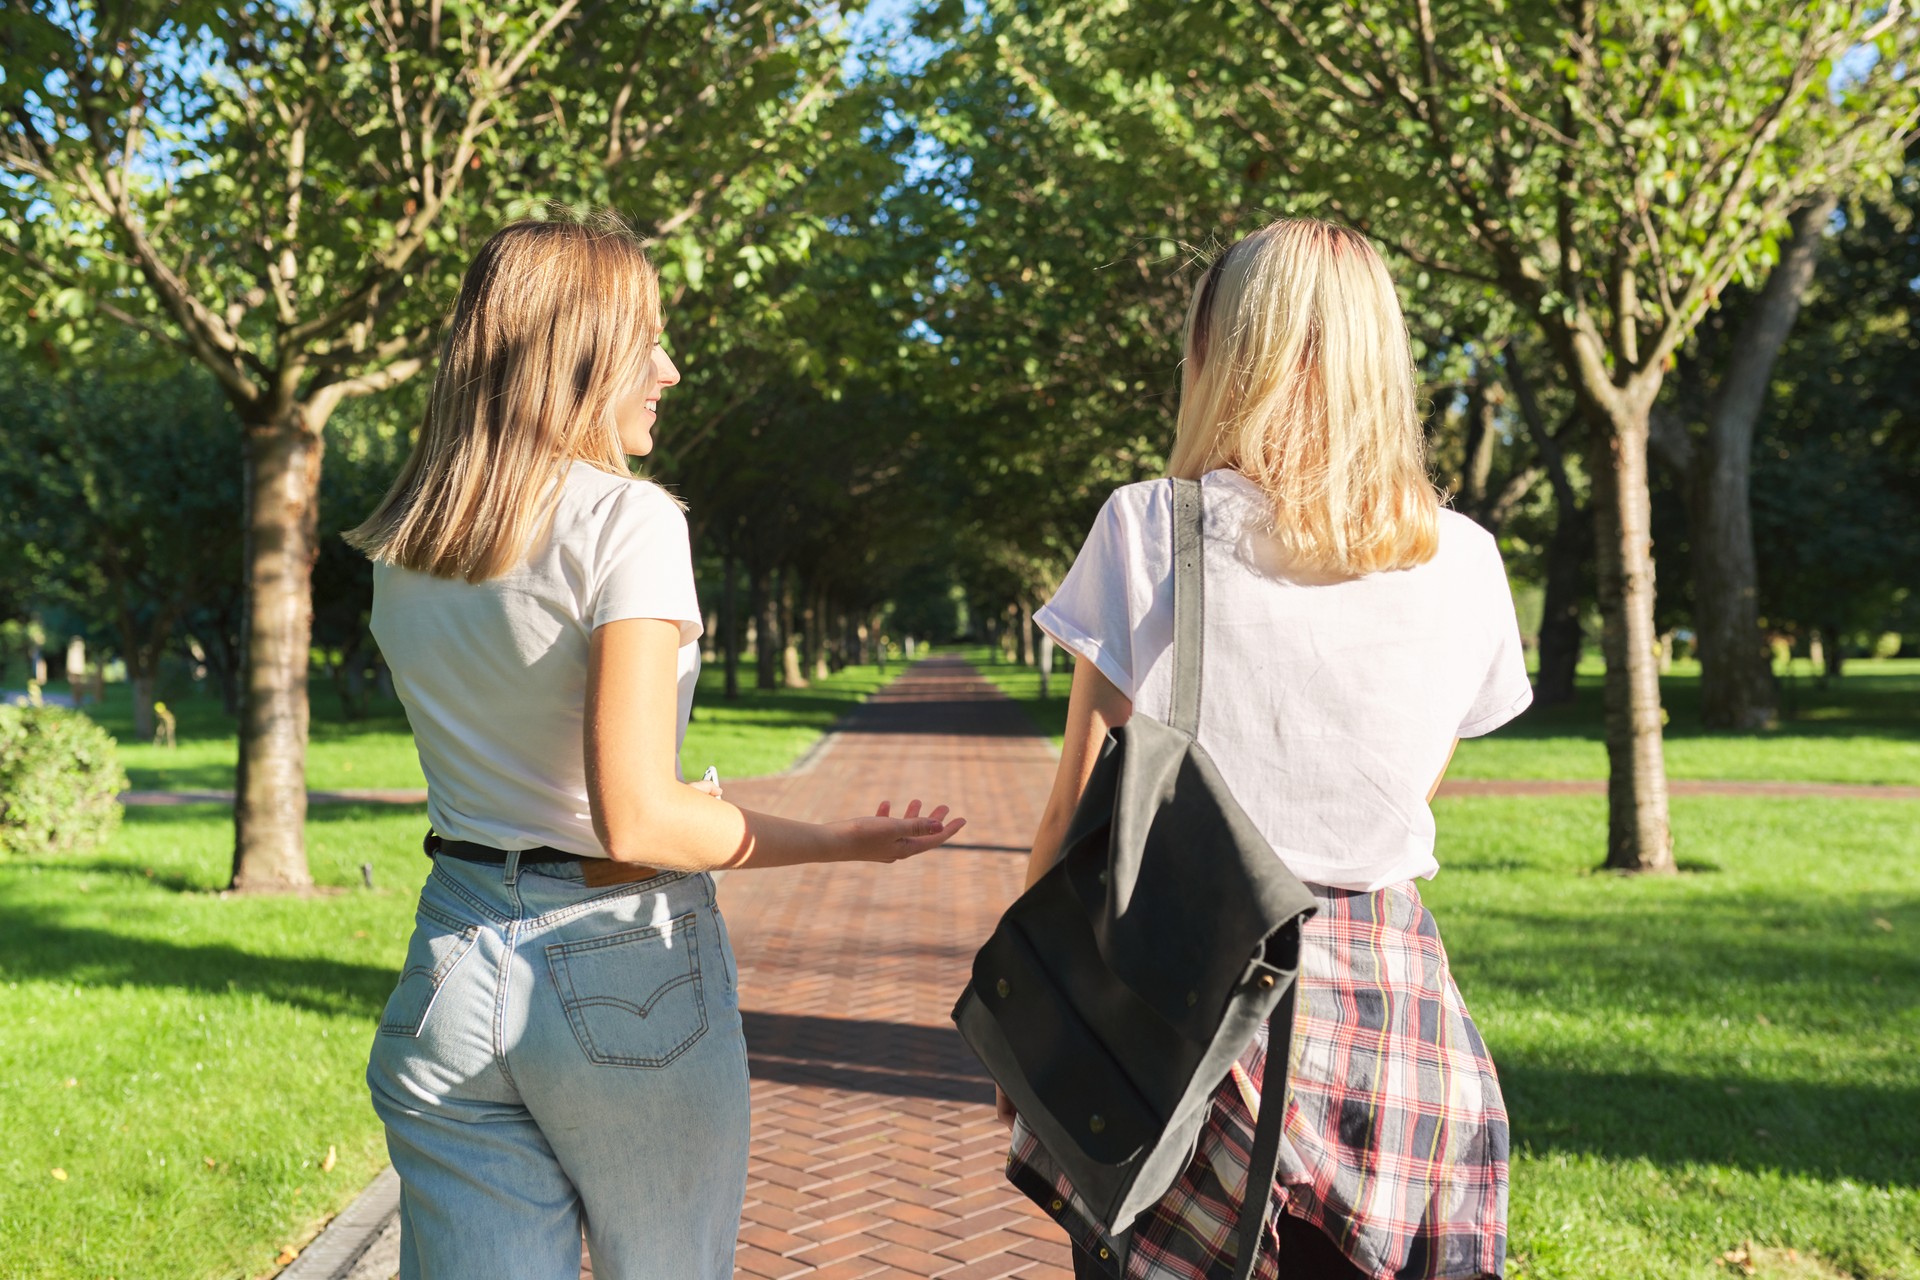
346, 214, 662, 580
1169, 219, 1439, 576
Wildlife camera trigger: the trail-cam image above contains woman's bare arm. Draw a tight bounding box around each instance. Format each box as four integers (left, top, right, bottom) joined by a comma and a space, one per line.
586, 618, 964, 871
1021, 657, 1135, 890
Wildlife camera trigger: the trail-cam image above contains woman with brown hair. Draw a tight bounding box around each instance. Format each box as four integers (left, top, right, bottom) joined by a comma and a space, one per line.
353, 214, 965, 1280
1006, 219, 1527, 1279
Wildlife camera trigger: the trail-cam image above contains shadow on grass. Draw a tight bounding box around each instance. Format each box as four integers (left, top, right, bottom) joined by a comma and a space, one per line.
0, 903, 395, 1020
1501, 1061, 1920, 1188
100, 801, 425, 830
1442, 886, 1920, 1187
123, 762, 243, 791
1455, 890, 1920, 1004
1492, 669, 1920, 745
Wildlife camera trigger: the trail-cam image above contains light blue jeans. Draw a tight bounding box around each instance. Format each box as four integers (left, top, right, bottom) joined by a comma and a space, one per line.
366, 851, 749, 1280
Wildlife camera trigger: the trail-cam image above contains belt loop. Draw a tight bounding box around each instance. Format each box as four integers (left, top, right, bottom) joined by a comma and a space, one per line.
503, 848, 523, 886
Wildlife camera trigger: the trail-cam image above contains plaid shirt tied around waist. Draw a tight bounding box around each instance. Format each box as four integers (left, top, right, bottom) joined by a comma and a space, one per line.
1006, 881, 1508, 1280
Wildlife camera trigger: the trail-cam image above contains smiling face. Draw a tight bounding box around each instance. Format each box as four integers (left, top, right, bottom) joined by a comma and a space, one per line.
609, 339, 682, 457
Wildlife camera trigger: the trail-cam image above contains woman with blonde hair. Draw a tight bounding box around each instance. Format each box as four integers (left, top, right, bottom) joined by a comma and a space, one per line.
353, 214, 964, 1280
1003, 218, 1527, 1279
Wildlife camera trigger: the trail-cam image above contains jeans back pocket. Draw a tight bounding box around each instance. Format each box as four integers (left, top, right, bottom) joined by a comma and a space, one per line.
378, 900, 481, 1037
545, 914, 708, 1068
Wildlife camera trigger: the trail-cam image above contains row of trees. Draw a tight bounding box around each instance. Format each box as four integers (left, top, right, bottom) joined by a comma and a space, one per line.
3, 1, 1916, 890
899, 0, 1920, 871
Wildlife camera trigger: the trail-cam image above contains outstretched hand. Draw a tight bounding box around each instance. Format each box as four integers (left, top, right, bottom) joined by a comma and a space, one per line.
832, 798, 966, 863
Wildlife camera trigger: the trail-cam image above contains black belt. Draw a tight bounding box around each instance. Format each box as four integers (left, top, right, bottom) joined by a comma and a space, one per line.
421, 831, 666, 887
422, 831, 588, 864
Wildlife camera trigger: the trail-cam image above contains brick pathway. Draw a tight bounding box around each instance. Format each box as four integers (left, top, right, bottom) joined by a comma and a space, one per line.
701, 654, 1070, 1280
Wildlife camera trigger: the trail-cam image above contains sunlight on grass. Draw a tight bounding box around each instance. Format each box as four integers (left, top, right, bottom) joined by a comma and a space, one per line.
5, 655, 1915, 1278
68, 659, 902, 792
963, 647, 1919, 786
5, 794, 1915, 1279
960, 646, 1920, 1276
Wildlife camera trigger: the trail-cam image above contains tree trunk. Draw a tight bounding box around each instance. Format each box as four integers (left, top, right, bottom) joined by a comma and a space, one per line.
779, 569, 807, 688
1820, 624, 1845, 681
750, 565, 776, 691
1018, 600, 1035, 666
130, 671, 157, 741
811, 587, 831, 681
1503, 347, 1587, 706
721, 549, 740, 700
64, 636, 85, 696
330, 631, 367, 720
1685, 196, 1834, 729
1535, 487, 1589, 706
192, 618, 244, 717
798, 583, 817, 681
231, 415, 322, 893
1459, 375, 1497, 520
1587, 405, 1675, 873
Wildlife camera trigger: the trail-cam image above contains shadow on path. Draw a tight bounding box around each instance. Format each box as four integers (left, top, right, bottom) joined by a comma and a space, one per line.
741, 1010, 994, 1106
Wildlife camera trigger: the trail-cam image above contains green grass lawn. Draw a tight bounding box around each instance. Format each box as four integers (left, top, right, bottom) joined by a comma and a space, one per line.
964, 646, 1920, 786
0, 658, 900, 1278
7, 652, 1918, 1278
968, 645, 1920, 1277
62, 658, 897, 792
1, 804, 431, 1280
1426, 795, 1920, 1280
6, 795, 1915, 1279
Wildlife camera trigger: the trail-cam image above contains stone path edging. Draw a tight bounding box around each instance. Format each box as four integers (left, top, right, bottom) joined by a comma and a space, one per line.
275, 1167, 400, 1280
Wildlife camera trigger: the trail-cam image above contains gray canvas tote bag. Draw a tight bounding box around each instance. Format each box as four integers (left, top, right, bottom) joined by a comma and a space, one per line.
953, 477, 1318, 1280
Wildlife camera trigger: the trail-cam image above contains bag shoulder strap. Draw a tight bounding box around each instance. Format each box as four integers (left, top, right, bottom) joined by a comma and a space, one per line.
1232, 983, 1297, 1280
1169, 476, 1205, 738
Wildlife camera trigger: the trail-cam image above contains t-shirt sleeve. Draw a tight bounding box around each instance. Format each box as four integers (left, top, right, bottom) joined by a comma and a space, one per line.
1457, 536, 1533, 737
592, 482, 703, 645
1034, 493, 1137, 697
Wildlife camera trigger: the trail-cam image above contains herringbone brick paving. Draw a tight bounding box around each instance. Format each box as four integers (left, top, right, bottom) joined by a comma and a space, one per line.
628, 654, 1069, 1279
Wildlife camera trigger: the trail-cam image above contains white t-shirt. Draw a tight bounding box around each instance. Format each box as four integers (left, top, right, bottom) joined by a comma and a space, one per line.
371, 461, 703, 858
1035, 469, 1532, 891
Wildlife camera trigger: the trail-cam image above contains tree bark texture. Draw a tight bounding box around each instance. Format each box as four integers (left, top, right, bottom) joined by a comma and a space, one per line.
130, 673, 157, 741
230, 416, 322, 893
1535, 496, 1591, 707
1588, 410, 1675, 873
810, 587, 831, 681
1504, 350, 1587, 705
720, 550, 740, 700
779, 570, 807, 688
751, 566, 776, 690
1685, 194, 1836, 729
1458, 377, 1497, 517
1820, 624, 1846, 681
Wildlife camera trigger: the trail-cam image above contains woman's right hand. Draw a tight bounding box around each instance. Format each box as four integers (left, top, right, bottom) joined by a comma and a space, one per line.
828, 799, 966, 863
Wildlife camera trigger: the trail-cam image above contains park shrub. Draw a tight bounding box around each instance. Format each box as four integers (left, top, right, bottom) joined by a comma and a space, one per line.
0, 703, 128, 858
1872, 631, 1903, 660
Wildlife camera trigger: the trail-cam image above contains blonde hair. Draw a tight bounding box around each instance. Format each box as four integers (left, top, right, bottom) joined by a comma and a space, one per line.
1168, 218, 1439, 577
346, 214, 662, 580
